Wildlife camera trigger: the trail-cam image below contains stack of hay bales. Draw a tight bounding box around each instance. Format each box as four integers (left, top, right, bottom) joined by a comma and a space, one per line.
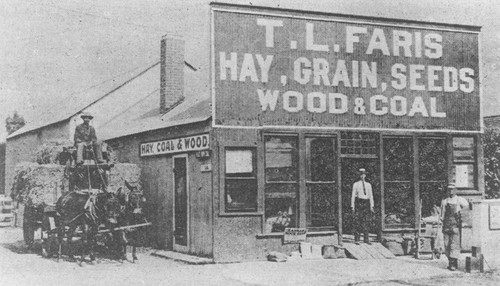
11, 162, 66, 207
11, 142, 142, 207
108, 163, 142, 192
35, 139, 73, 165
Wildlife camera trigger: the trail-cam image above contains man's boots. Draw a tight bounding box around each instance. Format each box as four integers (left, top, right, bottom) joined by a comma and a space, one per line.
448, 258, 457, 271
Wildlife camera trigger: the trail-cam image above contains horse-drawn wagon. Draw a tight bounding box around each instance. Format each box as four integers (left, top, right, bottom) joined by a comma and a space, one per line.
12, 143, 150, 262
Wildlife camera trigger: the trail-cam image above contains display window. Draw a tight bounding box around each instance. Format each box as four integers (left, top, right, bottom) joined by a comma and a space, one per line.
383, 137, 414, 229
305, 136, 337, 230
224, 148, 258, 212
418, 138, 447, 218
264, 135, 299, 233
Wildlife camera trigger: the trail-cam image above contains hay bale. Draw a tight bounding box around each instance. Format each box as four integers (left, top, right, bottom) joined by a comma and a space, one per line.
108, 163, 141, 192
35, 139, 73, 164
11, 162, 66, 207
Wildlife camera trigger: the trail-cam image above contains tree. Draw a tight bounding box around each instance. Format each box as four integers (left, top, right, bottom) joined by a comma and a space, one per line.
483, 126, 500, 199
5, 111, 25, 135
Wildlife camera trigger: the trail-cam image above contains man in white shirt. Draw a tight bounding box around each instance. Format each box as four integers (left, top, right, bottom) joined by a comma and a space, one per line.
351, 168, 374, 244
441, 183, 470, 271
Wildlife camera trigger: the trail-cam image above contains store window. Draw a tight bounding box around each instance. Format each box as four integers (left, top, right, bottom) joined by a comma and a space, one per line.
419, 138, 447, 218
306, 136, 337, 230
452, 137, 476, 189
264, 135, 298, 233
224, 148, 257, 212
383, 137, 414, 229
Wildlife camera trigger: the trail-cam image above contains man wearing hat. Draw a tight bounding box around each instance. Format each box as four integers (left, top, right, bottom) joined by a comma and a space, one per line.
440, 183, 470, 271
74, 112, 105, 165
351, 168, 374, 244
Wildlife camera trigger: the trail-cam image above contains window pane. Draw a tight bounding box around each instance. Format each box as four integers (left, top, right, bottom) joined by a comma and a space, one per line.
384, 138, 413, 181
226, 149, 253, 175
307, 137, 335, 182
453, 137, 475, 161
307, 184, 337, 228
264, 184, 298, 233
383, 137, 414, 229
419, 182, 447, 218
225, 179, 257, 212
419, 139, 447, 181
225, 148, 257, 212
265, 136, 298, 182
264, 197, 297, 233
384, 182, 414, 228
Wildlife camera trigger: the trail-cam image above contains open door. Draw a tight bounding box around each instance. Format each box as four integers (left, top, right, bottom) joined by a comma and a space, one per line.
341, 159, 380, 238
173, 155, 189, 252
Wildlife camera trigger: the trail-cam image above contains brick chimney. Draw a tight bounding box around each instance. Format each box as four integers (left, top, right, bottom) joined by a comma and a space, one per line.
160, 36, 185, 114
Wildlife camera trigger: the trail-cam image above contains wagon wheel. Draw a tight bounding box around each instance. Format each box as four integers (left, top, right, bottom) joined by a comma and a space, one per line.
23, 206, 35, 249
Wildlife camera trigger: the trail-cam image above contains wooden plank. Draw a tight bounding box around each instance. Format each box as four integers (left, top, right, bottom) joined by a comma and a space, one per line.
357, 243, 378, 259
371, 243, 396, 258
359, 243, 385, 259
343, 243, 371, 260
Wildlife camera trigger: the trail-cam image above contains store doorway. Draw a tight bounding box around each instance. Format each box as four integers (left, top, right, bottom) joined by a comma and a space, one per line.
341, 158, 380, 239
173, 155, 189, 252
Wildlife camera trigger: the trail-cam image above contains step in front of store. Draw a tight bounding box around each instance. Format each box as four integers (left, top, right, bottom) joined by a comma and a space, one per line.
342, 242, 396, 260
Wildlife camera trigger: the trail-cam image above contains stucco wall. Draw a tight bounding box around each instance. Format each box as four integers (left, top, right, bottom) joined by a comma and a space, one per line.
5, 120, 70, 196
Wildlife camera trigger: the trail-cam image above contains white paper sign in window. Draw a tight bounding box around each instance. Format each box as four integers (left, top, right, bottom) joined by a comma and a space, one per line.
266, 140, 293, 168
226, 150, 253, 174
455, 164, 471, 188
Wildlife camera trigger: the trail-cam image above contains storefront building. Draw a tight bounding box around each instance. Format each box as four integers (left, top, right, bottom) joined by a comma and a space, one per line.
109, 3, 483, 262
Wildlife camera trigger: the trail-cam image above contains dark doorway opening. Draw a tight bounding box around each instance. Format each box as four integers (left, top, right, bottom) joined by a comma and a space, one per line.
174, 156, 188, 248
341, 158, 380, 237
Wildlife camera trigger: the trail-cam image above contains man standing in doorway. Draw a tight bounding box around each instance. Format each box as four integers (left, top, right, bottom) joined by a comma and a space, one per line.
351, 168, 374, 244
441, 183, 469, 271
74, 112, 105, 165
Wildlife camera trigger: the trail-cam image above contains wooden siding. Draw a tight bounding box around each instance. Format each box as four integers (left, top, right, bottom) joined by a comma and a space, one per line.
107, 121, 213, 256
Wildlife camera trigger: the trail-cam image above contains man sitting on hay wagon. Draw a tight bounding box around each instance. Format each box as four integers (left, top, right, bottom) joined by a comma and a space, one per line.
74, 112, 105, 165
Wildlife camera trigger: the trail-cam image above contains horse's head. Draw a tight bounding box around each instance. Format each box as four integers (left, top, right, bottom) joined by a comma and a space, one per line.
100, 192, 121, 225
117, 180, 146, 222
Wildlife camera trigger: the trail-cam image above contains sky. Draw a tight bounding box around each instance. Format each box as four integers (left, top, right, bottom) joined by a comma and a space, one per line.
1, 0, 499, 141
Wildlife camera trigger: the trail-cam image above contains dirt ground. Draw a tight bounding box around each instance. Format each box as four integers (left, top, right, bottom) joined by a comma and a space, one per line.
1, 226, 500, 286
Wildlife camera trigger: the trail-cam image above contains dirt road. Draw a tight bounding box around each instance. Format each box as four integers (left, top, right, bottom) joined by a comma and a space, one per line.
1, 227, 499, 286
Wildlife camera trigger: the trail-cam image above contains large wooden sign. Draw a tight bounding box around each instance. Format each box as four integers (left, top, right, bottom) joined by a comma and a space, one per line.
211, 5, 481, 131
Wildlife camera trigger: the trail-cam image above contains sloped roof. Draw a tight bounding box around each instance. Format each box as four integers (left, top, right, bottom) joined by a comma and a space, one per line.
6, 60, 206, 141
99, 94, 211, 141
484, 115, 500, 128
7, 61, 160, 140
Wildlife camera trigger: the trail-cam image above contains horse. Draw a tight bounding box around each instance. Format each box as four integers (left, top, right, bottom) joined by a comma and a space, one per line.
114, 181, 147, 262
55, 189, 121, 264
